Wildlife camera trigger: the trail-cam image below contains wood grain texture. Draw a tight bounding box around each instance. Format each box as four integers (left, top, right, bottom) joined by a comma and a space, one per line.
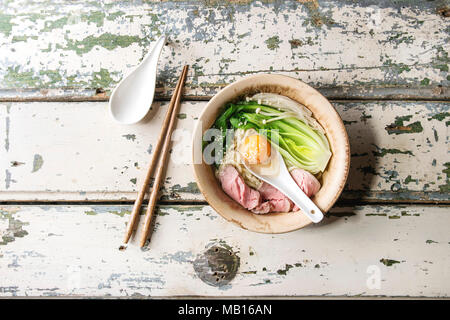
0, 0, 449, 100
0, 204, 449, 297
0, 100, 448, 202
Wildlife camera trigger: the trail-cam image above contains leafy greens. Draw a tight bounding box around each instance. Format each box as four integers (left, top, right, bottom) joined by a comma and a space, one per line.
211, 99, 331, 174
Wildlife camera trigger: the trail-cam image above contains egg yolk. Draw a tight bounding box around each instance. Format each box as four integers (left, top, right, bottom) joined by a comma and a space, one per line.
239, 134, 271, 164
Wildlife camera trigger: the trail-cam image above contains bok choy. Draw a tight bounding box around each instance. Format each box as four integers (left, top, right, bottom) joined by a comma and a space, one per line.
212, 94, 331, 174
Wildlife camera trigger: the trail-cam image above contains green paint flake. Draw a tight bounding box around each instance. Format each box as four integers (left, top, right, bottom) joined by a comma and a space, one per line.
3, 66, 69, 88
122, 134, 136, 141
265, 36, 282, 50
170, 182, 200, 194
0, 208, 29, 245
39, 70, 63, 84
429, 112, 450, 122
191, 63, 205, 77
404, 175, 418, 185
382, 59, 411, 75
130, 178, 137, 185
220, 58, 235, 64
301, 2, 335, 29
439, 162, 450, 192
110, 209, 131, 217
92, 68, 115, 88
12, 36, 29, 42
242, 270, 257, 274
276, 264, 294, 275
426, 240, 438, 244
420, 78, 430, 85
431, 46, 449, 72
0, 13, 14, 36
433, 128, 439, 142
64, 33, 142, 55
380, 258, 401, 267
157, 209, 169, 216
386, 115, 423, 135
85, 208, 131, 217
372, 146, 413, 157
3, 66, 41, 88
177, 113, 187, 119
32, 154, 44, 173
106, 11, 126, 21
157, 205, 201, 217
386, 32, 414, 46
83, 11, 106, 27
41, 17, 68, 33
360, 111, 372, 123
434, 64, 449, 72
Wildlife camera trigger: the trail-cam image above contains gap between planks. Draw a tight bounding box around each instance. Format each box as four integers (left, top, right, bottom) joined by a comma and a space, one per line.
1, 200, 448, 206
0, 87, 449, 103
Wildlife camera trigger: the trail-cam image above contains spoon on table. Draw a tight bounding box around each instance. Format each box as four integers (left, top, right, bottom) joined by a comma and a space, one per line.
109, 35, 166, 124
240, 143, 324, 223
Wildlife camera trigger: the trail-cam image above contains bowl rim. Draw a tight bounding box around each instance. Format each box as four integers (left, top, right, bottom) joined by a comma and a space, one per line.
191, 73, 350, 233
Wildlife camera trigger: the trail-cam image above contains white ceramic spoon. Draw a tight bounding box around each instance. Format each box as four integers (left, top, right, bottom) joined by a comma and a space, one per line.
109, 35, 166, 124
241, 146, 324, 223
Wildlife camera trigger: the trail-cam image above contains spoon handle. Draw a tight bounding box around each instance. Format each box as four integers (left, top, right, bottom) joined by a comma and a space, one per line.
141, 35, 166, 68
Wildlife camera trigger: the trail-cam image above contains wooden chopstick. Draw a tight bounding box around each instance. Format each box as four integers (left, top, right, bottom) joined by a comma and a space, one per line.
123, 65, 189, 244
139, 65, 189, 247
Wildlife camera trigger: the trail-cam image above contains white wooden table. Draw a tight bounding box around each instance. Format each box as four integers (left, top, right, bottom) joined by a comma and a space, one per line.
0, 0, 449, 298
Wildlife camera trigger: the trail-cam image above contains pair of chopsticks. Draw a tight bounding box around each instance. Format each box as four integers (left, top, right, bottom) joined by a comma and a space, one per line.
124, 65, 189, 248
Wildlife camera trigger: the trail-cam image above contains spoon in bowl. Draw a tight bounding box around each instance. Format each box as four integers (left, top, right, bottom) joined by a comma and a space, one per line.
240, 142, 324, 223
109, 35, 166, 124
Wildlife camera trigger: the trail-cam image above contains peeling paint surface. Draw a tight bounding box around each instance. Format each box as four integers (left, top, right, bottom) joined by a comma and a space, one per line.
31, 154, 43, 172
0, 204, 449, 297
0, 101, 447, 202
0, 0, 448, 99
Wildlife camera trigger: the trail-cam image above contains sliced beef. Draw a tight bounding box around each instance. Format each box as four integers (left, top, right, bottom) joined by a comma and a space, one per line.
269, 198, 293, 212
258, 182, 287, 200
290, 168, 321, 197
254, 182, 294, 213
218, 165, 261, 210
251, 201, 271, 214
291, 168, 321, 211
218, 165, 321, 214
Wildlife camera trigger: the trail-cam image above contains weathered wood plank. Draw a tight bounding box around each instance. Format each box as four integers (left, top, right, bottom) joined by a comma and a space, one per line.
0, 204, 449, 297
1, 86, 449, 102
0, 100, 448, 202
0, 0, 448, 100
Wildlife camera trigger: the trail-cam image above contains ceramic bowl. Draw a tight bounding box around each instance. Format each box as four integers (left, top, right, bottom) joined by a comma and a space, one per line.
192, 74, 350, 233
